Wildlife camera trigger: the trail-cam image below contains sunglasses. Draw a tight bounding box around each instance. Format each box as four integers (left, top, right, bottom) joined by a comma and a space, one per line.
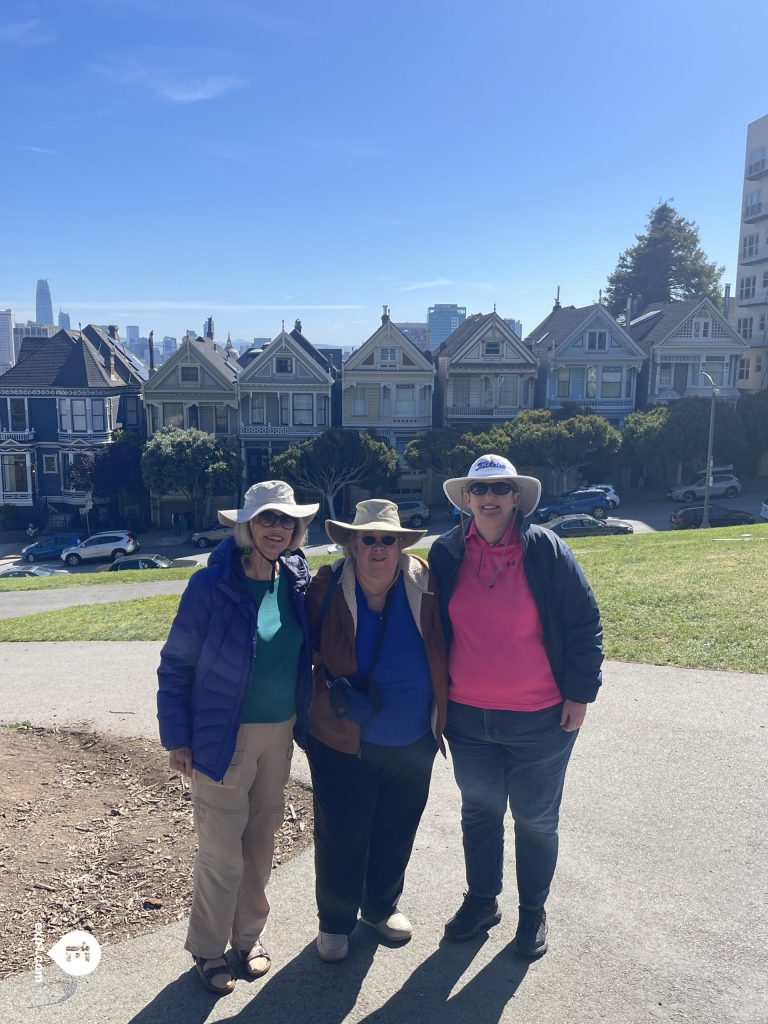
255, 511, 297, 529
468, 482, 517, 496
360, 534, 398, 547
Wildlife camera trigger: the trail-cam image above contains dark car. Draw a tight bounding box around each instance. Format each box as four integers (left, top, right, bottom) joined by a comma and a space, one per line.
21, 532, 81, 563
0, 565, 68, 578
669, 505, 756, 530
108, 554, 175, 571
534, 489, 612, 523
544, 515, 634, 538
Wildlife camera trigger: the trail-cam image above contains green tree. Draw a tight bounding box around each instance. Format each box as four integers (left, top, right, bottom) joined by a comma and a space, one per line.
270, 428, 399, 519
404, 426, 486, 480
737, 389, 768, 473
93, 430, 150, 526
605, 202, 724, 318
543, 415, 622, 491
141, 428, 243, 528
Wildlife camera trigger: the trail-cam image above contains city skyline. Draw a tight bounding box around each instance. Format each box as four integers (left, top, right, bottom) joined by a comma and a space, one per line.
1, 2, 766, 347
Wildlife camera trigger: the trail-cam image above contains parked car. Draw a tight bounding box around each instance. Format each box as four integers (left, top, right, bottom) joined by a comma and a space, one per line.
190, 523, 234, 548
108, 554, 175, 571
534, 489, 612, 523
0, 565, 68, 578
669, 505, 755, 530
60, 531, 140, 566
21, 532, 81, 563
667, 473, 741, 502
396, 500, 430, 528
586, 484, 621, 508
543, 515, 634, 538
450, 504, 471, 521
760, 497, 768, 522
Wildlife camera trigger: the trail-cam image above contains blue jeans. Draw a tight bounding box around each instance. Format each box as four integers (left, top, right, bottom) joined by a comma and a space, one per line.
445, 700, 578, 910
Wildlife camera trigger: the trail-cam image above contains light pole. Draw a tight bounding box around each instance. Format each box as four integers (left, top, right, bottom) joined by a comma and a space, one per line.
700, 370, 718, 528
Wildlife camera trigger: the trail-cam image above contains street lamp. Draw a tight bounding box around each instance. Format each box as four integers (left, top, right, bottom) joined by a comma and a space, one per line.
700, 370, 718, 528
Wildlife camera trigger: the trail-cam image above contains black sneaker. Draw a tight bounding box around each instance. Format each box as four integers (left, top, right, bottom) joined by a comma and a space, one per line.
444, 893, 501, 942
513, 907, 548, 958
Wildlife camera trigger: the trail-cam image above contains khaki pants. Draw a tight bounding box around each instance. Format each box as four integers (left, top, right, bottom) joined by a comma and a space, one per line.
185, 719, 295, 958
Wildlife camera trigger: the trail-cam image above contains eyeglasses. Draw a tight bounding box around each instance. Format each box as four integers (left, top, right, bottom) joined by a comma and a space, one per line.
360, 534, 398, 547
468, 482, 517, 496
255, 511, 297, 529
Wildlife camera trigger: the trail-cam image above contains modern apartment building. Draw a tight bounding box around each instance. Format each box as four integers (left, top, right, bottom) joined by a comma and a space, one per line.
427, 304, 466, 352
0, 309, 15, 374
734, 112, 768, 391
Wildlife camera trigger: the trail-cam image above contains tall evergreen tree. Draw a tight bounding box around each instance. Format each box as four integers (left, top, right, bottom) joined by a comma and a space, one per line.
605, 202, 724, 318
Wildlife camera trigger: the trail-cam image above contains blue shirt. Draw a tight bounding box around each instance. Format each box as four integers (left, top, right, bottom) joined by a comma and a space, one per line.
354, 575, 433, 746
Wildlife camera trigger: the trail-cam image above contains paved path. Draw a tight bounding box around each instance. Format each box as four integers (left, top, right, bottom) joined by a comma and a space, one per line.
0, 650, 766, 1023
0, 581, 188, 621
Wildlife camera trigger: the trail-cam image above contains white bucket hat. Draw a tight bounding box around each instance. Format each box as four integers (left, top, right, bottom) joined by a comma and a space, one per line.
443, 454, 541, 518
218, 480, 319, 530
325, 499, 426, 548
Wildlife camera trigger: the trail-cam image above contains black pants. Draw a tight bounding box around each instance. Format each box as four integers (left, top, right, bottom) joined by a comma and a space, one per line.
306, 732, 437, 935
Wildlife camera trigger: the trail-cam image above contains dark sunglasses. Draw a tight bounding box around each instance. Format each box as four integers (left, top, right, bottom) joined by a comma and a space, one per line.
255, 511, 296, 529
360, 534, 398, 547
468, 482, 517, 496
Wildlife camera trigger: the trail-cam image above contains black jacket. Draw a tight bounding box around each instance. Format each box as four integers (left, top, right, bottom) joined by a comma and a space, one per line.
428, 517, 604, 704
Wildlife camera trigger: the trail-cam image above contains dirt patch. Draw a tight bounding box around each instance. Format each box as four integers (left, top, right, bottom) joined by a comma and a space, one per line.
0, 725, 314, 979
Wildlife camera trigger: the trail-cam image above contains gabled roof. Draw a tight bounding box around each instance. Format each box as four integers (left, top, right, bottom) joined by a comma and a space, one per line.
524, 304, 603, 353
436, 311, 534, 366
81, 325, 147, 383
289, 322, 335, 376
237, 329, 332, 384
628, 298, 744, 354
146, 335, 240, 389
0, 329, 124, 389
345, 316, 434, 372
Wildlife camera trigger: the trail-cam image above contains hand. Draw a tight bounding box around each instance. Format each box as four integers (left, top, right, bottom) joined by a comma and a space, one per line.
169, 746, 193, 777
560, 699, 587, 732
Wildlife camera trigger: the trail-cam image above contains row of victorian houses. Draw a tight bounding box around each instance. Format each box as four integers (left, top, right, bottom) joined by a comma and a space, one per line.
0, 297, 753, 525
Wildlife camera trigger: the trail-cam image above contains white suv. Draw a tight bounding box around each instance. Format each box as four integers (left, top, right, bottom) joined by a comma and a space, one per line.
61, 531, 140, 566
667, 473, 741, 502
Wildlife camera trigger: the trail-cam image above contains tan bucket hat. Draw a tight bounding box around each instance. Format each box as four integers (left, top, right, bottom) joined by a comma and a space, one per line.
325, 499, 426, 548
218, 480, 319, 530
443, 454, 541, 518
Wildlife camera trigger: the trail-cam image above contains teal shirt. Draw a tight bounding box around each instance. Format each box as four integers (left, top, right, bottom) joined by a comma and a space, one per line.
240, 572, 303, 723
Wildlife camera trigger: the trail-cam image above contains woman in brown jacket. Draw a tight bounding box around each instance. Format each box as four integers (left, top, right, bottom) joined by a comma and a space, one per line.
306, 499, 448, 963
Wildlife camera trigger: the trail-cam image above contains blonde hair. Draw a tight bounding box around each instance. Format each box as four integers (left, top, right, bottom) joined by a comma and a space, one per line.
234, 516, 306, 559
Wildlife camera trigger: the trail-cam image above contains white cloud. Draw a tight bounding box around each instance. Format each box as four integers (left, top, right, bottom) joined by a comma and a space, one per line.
401, 278, 455, 292
91, 58, 247, 104
0, 18, 55, 45
16, 144, 59, 157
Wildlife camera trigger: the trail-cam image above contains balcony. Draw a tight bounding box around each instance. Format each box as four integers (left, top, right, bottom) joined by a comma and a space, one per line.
239, 424, 321, 437
57, 430, 113, 443
743, 203, 768, 223
735, 294, 768, 307
746, 158, 768, 180
391, 414, 431, 425
447, 406, 522, 418
740, 245, 768, 266
0, 428, 35, 442
0, 490, 33, 505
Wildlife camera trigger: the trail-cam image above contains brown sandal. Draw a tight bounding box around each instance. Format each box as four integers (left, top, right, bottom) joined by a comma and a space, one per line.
237, 941, 271, 978
193, 955, 236, 995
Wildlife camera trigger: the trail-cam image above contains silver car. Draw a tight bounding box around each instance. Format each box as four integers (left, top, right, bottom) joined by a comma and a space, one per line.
60, 531, 140, 566
667, 473, 741, 502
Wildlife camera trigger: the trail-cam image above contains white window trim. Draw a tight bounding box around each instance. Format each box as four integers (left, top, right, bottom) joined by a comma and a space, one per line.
42, 453, 58, 474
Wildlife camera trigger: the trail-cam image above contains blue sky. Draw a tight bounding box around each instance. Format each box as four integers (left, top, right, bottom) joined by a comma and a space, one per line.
1, 0, 765, 347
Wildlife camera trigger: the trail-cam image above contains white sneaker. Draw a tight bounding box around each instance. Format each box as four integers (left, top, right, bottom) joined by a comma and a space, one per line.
361, 911, 413, 942
316, 931, 349, 962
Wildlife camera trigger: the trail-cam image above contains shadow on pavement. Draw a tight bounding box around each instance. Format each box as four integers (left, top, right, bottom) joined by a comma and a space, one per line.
126, 970, 221, 1024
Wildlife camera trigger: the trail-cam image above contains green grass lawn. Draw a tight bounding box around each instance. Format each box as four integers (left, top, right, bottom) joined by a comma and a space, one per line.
1, 529, 766, 673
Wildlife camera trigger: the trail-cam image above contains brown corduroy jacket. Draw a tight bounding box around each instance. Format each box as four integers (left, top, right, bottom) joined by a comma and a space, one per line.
306, 553, 448, 755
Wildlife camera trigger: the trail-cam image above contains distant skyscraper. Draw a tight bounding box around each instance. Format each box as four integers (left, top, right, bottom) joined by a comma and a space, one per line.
395, 322, 430, 351
427, 304, 466, 351
58, 310, 71, 329
36, 279, 53, 324
162, 336, 177, 359
503, 317, 523, 338
126, 325, 140, 344
203, 315, 214, 340
0, 309, 15, 371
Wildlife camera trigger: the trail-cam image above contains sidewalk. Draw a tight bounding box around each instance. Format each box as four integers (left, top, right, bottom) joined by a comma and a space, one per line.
0, 654, 766, 1023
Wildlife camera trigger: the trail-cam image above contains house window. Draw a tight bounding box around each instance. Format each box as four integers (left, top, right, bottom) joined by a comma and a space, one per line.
625, 371, 633, 399
763, 270, 768, 290
757, 357, 764, 374
395, 384, 415, 415
742, 233, 759, 258
58, 399, 70, 432
658, 364, 672, 388
124, 395, 139, 427
748, 146, 767, 176
738, 317, 753, 340
498, 375, 518, 407
453, 378, 470, 406
381, 385, 392, 415
251, 394, 265, 424
759, 314, 767, 334
92, 399, 106, 432
738, 358, 751, 380
149, 405, 158, 433
71, 399, 87, 432
601, 367, 622, 399
188, 404, 199, 429
587, 331, 607, 351
10, 398, 27, 432
692, 318, 710, 338
180, 365, 199, 384
586, 366, 597, 398
280, 394, 290, 425
1, 454, 28, 493
481, 376, 492, 406
483, 340, 501, 356
163, 402, 184, 428
379, 347, 398, 366
317, 395, 328, 425
42, 454, 58, 474
216, 406, 229, 433
352, 387, 367, 416
197, 406, 212, 432
556, 368, 570, 398
275, 356, 293, 374
739, 276, 756, 300
745, 190, 762, 218
703, 357, 725, 386
293, 394, 313, 425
